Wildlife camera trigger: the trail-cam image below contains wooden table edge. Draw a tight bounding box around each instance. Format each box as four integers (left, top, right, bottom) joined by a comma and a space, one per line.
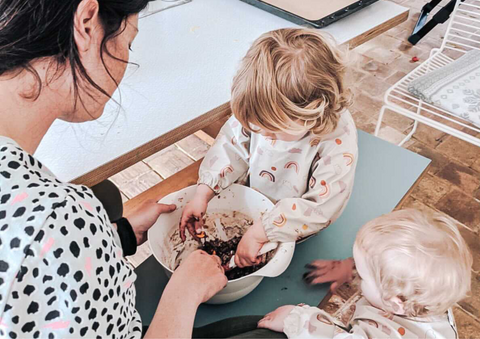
72, 4, 409, 187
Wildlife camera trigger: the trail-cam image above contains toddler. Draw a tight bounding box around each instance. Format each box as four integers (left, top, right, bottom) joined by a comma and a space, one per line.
180, 28, 358, 267
258, 209, 473, 338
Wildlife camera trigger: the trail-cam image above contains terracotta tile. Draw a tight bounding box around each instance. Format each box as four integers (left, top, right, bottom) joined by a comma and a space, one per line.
407, 141, 451, 175
362, 46, 403, 65
459, 226, 480, 273
145, 145, 194, 179
350, 92, 383, 118
411, 174, 451, 206
385, 71, 408, 86
437, 162, 480, 195
360, 59, 397, 80
400, 196, 438, 213
435, 188, 480, 231
411, 123, 448, 148
175, 134, 210, 161
473, 158, 480, 173
376, 125, 408, 145
436, 136, 480, 167
389, 55, 425, 74
453, 307, 480, 339
120, 171, 163, 199
380, 107, 415, 133
355, 74, 392, 99
458, 273, 480, 320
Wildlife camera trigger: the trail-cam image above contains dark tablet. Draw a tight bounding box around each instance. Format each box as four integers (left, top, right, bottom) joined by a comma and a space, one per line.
241, 0, 380, 28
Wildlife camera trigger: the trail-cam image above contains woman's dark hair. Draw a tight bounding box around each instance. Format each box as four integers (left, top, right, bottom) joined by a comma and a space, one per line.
0, 0, 149, 106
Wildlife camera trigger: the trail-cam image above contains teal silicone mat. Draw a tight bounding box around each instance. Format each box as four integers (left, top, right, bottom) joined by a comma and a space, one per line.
134, 130, 430, 327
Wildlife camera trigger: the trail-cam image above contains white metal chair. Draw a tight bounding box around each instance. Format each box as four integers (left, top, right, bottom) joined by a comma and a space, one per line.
375, 0, 480, 147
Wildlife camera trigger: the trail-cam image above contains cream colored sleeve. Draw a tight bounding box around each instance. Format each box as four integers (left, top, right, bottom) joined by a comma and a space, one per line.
263, 145, 357, 243
198, 116, 250, 194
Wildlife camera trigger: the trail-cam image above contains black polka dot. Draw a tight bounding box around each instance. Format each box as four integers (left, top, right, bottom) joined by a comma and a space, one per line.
60, 283, 68, 291
106, 324, 114, 336
45, 310, 60, 321
0, 277, 3, 286
33, 331, 40, 338
109, 266, 115, 278
23, 174, 30, 180
44, 287, 54, 295
1, 194, 10, 204
75, 316, 82, 324
113, 302, 119, 310
0, 260, 9, 272
80, 327, 88, 337
69, 328, 74, 334
0, 223, 7, 230
32, 205, 45, 212
53, 248, 63, 259
90, 223, 97, 235
101, 308, 108, 316
93, 288, 101, 301
10, 237, 20, 249
17, 266, 27, 282
0, 171, 11, 179
24, 226, 34, 236
11, 315, 19, 324
27, 216, 34, 222
47, 296, 56, 306
43, 275, 53, 283
21, 321, 35, 333
34, 230, 44, 242
92, 322, 99, 331
48, 192, 59, 198
48, 333, 54, 339
7, 161, 20, 169
27, 301, 38, 314
60, 226, 68, 236
70, 289, 77, 302
96, 267, 103, 275
79, 282, 89, 294
88, 308, 97, 320
69, 241, 80, 258
57, 263, 69, 277
23, 284, 35, 296
74, 271, 83, 282
83, 237, 90, 248
8, 330, 17, 338
74, 218, 85, 229
12, 207, 26, 218
85, 300, 91, 310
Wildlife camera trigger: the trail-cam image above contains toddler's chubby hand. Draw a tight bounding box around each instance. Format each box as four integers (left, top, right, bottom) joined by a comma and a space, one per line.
303, 258, 355, 294
234, 219, 268, 268
179, 184, 215, 242
258, 305, 295, 333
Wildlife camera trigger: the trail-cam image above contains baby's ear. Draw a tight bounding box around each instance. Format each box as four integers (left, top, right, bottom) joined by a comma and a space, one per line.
389, 296, 406, 315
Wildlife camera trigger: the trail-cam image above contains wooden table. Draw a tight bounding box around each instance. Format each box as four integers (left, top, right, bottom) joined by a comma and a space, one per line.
34, 0, 409, 187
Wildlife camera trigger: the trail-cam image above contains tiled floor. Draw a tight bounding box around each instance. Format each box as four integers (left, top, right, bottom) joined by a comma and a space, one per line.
111, 1, 480, 336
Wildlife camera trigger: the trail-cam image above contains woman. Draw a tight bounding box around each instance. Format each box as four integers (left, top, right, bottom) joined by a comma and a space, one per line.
0, 0, 226, 338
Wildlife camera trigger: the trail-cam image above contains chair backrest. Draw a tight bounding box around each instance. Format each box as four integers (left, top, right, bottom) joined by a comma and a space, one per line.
441, 0, 480, 55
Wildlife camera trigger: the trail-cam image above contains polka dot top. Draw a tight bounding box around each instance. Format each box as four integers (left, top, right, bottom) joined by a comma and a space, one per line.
0, 137, 142, 339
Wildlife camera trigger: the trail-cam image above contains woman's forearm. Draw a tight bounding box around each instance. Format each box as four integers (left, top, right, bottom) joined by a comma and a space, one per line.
144, 282, 200, 339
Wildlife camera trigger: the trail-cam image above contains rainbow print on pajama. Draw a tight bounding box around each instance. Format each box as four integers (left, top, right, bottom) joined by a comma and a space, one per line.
284, 161, 299, 174
309, 177, 316, 189
343, 153, 354, 166
319, 180, 330, 198
231, 136, 237, 145
259, 170, 275, 182
220, 165, 234, 178
273, 213, 287, 227
309, 137, 321, 147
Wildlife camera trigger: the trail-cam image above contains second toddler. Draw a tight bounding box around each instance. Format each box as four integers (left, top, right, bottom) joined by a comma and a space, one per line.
180, 28, 358, 267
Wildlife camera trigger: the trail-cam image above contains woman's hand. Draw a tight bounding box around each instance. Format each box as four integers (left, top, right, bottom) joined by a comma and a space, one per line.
127, 200, 176, 245
303, 258, 355, 293
234, 219, 268, 268
179, 184, 215, 242
257, 305, 295, 333
171, 250, 228, 304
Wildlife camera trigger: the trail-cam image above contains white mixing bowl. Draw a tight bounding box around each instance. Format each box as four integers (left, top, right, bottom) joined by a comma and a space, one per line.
148, 184, 295, 304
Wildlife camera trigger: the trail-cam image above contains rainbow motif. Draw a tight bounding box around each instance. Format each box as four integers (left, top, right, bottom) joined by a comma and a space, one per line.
231, 136, 237, 145
220, 165, 234, 178
284, 161, 299, 174
265, 137, 276, 146
259, 170, 275, 182
242, 127, 250, 138
343, 153, 354, 166
319, 180, 330, 198
309, 177, 316, 189
289, 148, 302, 154
273, 214, 287, 227
316, 314, 333, 326
310, 137, 321, 147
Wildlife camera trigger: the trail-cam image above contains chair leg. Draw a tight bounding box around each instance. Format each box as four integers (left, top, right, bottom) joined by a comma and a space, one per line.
398, 120, 419, 147
374, 106, 387, 136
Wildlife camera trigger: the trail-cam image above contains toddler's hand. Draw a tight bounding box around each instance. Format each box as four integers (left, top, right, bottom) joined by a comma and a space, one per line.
179, 196, 208, 242
258, 305, 295, 333
303, 258, 355, 293
234, 219, 268, 268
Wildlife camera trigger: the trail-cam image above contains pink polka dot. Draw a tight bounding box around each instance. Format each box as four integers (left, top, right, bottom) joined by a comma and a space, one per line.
43, 320, 70, 330
85, 257, 92, 276
11, 192, 28, 205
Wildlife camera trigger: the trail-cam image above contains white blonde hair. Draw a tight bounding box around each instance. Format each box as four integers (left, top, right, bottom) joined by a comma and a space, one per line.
355, 209, 472, 317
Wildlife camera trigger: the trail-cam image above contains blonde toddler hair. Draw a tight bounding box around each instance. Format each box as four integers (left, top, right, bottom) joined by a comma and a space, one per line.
231, 28, 352, 136
355, 209, 472, 317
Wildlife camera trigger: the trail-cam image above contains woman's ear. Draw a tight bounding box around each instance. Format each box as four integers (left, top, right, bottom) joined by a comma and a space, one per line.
74, 0, 101, 52
389, 296, 406, 315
